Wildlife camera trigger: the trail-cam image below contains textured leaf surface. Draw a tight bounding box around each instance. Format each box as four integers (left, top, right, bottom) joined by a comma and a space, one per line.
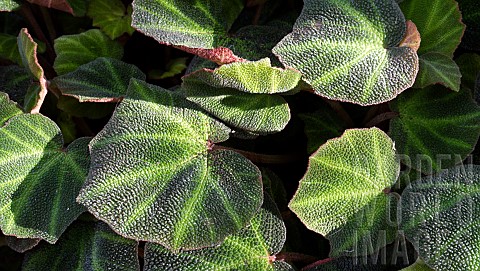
88, 0, 135, 39
0, 0, 20, 11
389, 86, 480, 173
0, 33, 21, 64
131, 0, 243, 49
0, 92, 21, 125
52, 57, 146, 102
289, 128, 399, 257
144, 194, 291, 271
400, 0, 465, 57
0, 65, 32, 108
17, 28, 47, 114
53, 29, 124, 75
401, 165, 480, 271
191, 58, 301, 94
413, 52, 461, 91
182, 74, 290, 134
23, 221, 140, 271
272, 0, 418, 105
77, 79, 263, 251
0, 114, 90, 243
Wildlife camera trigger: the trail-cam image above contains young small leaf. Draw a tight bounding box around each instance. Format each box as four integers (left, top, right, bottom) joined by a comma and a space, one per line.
272, 0, 419, 105
389, 86, 480, 173
414, 52, 461, 91
401, 165, 480, 271
87, 0, 135, 39
53, 29, 124, 75
144, 194, 291, 271
77, 79, 263, 252
182, 74, 291, 134
190, 58, 301, 94
0, 114, 90, 243
0, 0, 21, 11
52, 57, 146, 102
22, 221, 140, 271
400, 0, 465, 57
17, 28, 47, 114
289, 128, 400, 257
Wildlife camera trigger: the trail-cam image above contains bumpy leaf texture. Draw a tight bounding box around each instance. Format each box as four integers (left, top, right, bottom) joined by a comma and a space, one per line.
53, 29, 124, 75
77, 79, 263, 252
0, 92, 21, 125
22, 221, 140, 271
401, 165, 480, 271
0, 114, 90, 243
273, 0, 419, 105
389, 86, 480, 173
0, 0, 20, 11
144, 194, 292, 271
182, 73, 291, 134
289, 128, 400, 257
52, 57, 146, 102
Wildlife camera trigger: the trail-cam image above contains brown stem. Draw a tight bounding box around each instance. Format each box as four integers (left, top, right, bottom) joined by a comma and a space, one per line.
275, 252, 318, 264
212, 145, 303, 164
301, 258, 333, 270
365, 111, 399, 128
322, 98, 354, 127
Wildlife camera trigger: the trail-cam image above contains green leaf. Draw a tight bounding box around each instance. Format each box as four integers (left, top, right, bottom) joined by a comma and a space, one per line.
53, 29, 124, 75
56, 95, 116, 119
0, 114, 90, 243
17, 28, 47, 114
148, 57, 188, 80
289, 128, 400, 257
88, 0, 135, 39
182, 74, 291, 134
144, 194, 291, 271
456, 53, 480, 91
400, 0, 465, 57
190, 58, 301, 94
0, 33, 21, 64
52, 57, 146, 102
66, 0, 88, 16
299, 107, 347, 154
0, 92, 21, 125
400, 259, 434, 271
131, 0, 243, 49
0, 0, 21, 11
77, 79, 263, 252
272, 0, 419, 106
5, 236, 40, 253
389, 86, 480, 173
0, 65, 32, 106
413, 52, 461, 91
400, 165, 480, 271
22, 221, 140, 271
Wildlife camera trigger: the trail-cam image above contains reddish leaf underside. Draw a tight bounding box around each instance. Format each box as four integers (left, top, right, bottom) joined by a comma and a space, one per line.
27, 0, 74, 14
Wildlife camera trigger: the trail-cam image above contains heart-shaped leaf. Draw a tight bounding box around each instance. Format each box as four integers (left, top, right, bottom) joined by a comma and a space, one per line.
87, 0, 135, 39
182, 73, 291, 134
0, 33, 21, 64
272, 0, 419, 106
52, 57, 146, 102
144, 194, 292, 271
22, 221, 140, 271
131, 0, 244, 63
190, 58, 301, 94
389, 86, 480, 173
400, 0, 465, 57
0, 114, 90, 243
0, 0, 20, 11
17, 28, 47, 114
77, 79, 263, 252
413, 52, 461, 91
289, 128, 400, 257
400, 165, 480, 271
53, 29, 124, 75
0, 92, 21, 125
